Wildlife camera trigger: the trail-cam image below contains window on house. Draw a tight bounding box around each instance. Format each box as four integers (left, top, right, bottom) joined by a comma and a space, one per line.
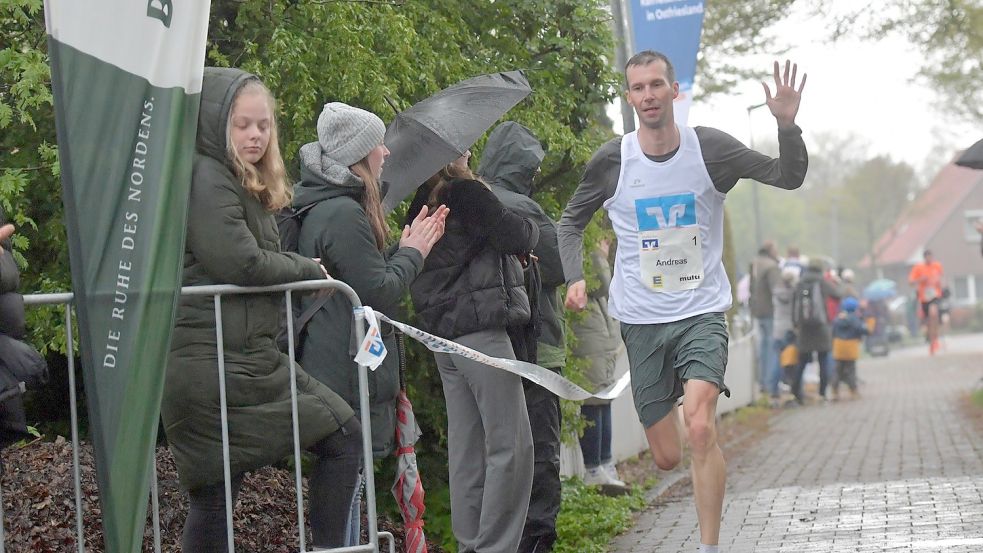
964, 210, 983, 241
953, 275, 971, 302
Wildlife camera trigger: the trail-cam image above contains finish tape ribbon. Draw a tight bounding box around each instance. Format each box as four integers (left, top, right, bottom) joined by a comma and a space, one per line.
354, 307, 630, 401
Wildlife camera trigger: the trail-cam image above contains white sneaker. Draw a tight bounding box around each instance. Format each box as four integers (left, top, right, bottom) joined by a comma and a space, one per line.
583, 466, 620, 486
601, 461, 627, 487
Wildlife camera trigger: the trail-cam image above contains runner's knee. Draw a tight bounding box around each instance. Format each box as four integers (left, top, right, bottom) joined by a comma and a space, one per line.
651, 446, 682, 471
685, 415, 716, 454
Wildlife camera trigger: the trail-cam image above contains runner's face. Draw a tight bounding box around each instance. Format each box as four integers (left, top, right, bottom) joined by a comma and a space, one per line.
230, 91, 271, 164
366, 142, 390, 180
626, 61, 679, 129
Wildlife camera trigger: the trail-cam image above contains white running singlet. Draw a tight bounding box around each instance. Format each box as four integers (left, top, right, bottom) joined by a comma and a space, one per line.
603, 126, 732, 324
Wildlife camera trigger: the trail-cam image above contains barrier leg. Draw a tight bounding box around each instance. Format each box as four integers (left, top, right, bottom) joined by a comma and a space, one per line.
213, 295, 235, 553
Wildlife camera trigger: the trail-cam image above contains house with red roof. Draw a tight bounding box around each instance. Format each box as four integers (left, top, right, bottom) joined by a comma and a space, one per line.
860, 159, 983, 321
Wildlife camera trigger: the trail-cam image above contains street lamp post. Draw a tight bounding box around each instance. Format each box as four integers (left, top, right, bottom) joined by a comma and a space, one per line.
747, 102, 767, 248
610, 0, 635, 133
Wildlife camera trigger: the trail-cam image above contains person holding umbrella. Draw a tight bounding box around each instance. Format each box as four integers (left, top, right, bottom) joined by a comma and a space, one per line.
407, 156, 537, 553
293, 102, 448, 545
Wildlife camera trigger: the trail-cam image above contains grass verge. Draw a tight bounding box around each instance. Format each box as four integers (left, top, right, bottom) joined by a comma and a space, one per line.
554, 478, 649, 553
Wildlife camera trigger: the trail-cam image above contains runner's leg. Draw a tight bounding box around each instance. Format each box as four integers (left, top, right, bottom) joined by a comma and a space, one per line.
683, 379, 725, 546
644, 406, 684, 470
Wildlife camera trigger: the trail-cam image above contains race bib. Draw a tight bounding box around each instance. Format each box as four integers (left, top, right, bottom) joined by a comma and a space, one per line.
635, 194, 704, 292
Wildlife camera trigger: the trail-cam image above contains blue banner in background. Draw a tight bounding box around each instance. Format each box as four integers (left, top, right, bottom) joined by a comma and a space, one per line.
627, 0, 705, 124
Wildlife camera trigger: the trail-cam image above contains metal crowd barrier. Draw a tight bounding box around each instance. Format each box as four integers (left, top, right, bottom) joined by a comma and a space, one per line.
9, 280, 394, 553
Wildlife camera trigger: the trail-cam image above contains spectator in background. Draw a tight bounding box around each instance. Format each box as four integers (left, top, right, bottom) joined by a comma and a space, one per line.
839, 268, 860, 299
781, 245, 803, 278
831, 297, 867, 400
572, 239, 628, 490
750, 240, 781, 395
477, 121, 565, 553
770, 266, 799, 407
791, 258, 841, 404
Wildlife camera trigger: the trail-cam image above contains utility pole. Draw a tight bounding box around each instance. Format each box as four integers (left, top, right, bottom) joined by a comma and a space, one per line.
610, 0, 635, 133
747, 102, 767, 248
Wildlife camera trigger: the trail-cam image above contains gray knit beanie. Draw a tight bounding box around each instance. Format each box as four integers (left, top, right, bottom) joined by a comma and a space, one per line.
316, 102, 386, 167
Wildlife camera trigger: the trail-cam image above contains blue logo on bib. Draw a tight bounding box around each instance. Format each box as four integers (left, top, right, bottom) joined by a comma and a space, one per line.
635, 194, 696, 230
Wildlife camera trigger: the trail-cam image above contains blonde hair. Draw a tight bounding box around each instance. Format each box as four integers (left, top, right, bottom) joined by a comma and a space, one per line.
349, 159, 388, 251
426, 162, 482, 208
226, 80, 291, 211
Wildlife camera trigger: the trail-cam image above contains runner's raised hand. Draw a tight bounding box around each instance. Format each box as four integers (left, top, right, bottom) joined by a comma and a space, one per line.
762, 59, 806, 129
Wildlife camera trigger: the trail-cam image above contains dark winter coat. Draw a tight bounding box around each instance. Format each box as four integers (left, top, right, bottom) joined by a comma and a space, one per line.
0, 206, 23, 338
0, 204, 30, 448
162, 68, 354, 491
293, 142, 424, 457
792, 265, 841, 352
477, 122, 566, 368
570, 249, 624, 406
832, 312, 868, 341
749, 250, 780, 318
407, 178, 539, 339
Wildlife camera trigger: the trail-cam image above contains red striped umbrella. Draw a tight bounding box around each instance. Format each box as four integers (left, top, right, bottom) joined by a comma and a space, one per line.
392, 333, 427, 553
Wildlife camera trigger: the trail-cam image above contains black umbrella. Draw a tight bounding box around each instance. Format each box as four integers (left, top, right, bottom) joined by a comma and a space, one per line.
381, 71, 532, 212
956, 138, 983, 170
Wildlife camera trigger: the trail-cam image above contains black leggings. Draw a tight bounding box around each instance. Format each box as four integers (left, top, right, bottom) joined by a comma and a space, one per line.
181, 417, 362, 552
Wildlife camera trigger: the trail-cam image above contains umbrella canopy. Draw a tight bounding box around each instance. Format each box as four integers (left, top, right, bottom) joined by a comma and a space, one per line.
863, 278, 897, 301
381, 71, 532, 212
391, 333, 428, 553
956, 138, 983, 170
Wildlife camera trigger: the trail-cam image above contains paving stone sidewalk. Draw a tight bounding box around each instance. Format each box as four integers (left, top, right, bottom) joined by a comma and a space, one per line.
611, 334, 983, 553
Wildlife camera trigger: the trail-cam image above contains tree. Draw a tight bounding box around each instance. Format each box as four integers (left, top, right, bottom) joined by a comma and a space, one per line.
824, 0, 983, 123
696, 0, 801, 100
833, 156, 918, 273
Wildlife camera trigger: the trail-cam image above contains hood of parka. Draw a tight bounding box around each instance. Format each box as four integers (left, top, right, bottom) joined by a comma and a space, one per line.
477, 121, 545, 197
196, 67, 259, 166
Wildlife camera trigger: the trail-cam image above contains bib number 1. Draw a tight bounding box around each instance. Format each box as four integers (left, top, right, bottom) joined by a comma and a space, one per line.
639, 227, 704, 292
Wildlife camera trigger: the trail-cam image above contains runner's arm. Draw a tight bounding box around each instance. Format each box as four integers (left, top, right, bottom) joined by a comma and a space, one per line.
697, 126, 808, 194
557, 139, 621, 285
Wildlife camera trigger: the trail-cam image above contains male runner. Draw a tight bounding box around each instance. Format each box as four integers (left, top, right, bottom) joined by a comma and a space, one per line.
557, 51, 808, 552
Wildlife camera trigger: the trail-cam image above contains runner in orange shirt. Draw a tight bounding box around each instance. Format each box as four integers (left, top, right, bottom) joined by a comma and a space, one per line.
908, 249, 944, 353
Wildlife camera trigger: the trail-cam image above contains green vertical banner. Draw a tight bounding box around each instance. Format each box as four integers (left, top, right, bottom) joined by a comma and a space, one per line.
43, 1, 210, 551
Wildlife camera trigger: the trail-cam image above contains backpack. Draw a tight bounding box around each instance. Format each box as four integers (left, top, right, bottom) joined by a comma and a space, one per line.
274, 203, 331, 356
275, 202, 318, 255
793, 280, 825, 326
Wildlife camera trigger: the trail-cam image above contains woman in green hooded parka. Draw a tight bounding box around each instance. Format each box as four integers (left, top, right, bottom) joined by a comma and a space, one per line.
162, 68, 361, 551
293, 102, 447, 537
294, 102, 446, 455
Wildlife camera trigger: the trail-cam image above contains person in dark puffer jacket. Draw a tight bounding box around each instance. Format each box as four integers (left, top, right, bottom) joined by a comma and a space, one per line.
407, 157, 537, 553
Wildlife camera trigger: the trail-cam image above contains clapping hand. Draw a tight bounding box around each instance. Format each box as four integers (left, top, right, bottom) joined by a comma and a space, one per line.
763, 60, 806, 129
400, 204, 449, 258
